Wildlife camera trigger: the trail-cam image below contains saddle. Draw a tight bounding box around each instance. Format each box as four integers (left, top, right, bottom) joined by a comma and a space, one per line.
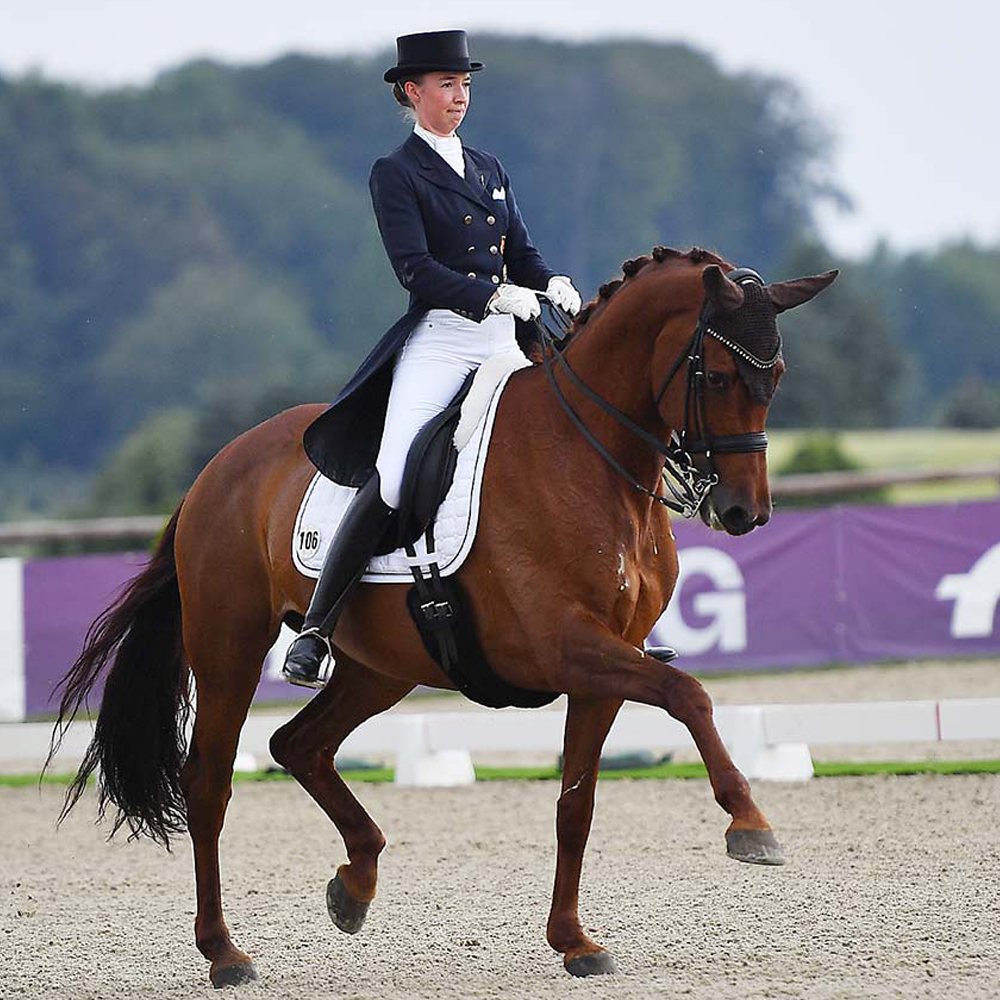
375, 366, 556, 710
375, 371, 475, 557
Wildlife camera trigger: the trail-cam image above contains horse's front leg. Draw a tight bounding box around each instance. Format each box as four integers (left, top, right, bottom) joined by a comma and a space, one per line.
551, 613, 784, 865
547, 695, 623, 977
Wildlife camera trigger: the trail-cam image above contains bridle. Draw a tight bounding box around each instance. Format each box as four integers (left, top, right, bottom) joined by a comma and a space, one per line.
532, 268, 781, 518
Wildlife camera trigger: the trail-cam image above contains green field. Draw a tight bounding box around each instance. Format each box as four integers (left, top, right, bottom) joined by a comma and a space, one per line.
9, 759, 999, 788
769, 428, 1000, 504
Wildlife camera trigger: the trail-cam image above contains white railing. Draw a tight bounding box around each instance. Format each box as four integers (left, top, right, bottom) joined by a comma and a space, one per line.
7, 698, 999, 784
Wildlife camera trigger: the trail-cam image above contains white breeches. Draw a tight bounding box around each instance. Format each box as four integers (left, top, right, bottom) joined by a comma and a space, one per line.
375, 309, 525, 508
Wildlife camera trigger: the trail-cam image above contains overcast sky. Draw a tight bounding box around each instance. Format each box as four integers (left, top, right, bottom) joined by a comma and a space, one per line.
3, 0, 998, 258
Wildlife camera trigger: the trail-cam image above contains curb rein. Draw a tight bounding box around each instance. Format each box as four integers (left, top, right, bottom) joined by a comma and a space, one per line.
532, 270, 779, 519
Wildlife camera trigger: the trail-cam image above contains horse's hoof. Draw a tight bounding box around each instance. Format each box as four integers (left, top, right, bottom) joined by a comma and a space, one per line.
565, 950, 618, 977
726, 827, 787, 865
210, 961, 258, 988
327, 871, 371, 934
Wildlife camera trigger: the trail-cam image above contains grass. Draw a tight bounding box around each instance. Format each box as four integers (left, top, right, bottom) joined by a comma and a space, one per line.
8, 759, 999, 788
768, 428, 1000, 504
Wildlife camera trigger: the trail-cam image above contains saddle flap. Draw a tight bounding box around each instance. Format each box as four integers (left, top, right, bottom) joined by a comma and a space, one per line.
385, 371, 477, 554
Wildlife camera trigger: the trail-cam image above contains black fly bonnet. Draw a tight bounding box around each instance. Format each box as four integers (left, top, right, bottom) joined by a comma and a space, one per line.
704, 268, 782, 404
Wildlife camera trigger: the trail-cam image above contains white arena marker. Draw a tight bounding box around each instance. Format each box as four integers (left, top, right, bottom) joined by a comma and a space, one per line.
233, 751, 258, 773
937, 698, 1000, 741
0, 558, 25, 722
395, 715, 475, 787
762, 700, 940, 746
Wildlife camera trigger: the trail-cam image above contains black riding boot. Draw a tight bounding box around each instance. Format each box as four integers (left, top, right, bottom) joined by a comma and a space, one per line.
282, 474, 395, 688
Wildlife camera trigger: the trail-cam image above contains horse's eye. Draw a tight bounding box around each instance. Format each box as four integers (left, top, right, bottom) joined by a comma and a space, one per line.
706, 371, 728, 389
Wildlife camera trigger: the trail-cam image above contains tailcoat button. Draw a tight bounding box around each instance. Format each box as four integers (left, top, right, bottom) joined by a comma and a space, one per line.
467, 245, 475, 253
489, 245, 498, 254
486, 215, 496, 225
467, 271, 476, 278
463, 214, 473, 225
491, 274, 500, 284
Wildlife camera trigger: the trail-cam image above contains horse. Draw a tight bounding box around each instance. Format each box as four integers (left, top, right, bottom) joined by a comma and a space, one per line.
49, 245, 837, 987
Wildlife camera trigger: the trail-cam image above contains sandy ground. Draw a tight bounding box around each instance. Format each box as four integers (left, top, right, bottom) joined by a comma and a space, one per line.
2, 773, 998, 1000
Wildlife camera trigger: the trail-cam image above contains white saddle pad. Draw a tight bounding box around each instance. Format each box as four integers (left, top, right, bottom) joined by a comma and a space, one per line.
292, 355, 529, 582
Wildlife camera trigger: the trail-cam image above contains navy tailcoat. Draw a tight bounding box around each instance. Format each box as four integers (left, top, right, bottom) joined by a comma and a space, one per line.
303, 131, 555, 486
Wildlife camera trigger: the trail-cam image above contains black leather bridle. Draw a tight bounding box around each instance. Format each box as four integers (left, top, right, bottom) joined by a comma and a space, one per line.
532, 268, 780, 518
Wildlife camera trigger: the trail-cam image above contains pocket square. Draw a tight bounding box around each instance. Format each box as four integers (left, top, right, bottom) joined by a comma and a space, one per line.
491, 186, 506, 200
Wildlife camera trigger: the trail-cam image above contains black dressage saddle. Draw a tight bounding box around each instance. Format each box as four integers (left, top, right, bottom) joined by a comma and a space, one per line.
367, 367, 556, 709
374, 370, 475, 557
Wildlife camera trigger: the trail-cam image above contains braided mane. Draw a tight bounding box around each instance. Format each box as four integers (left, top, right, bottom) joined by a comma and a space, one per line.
570, 245, 728, 333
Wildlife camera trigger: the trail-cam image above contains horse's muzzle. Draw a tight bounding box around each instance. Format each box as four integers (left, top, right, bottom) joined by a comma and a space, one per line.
702, 490, 771, 535
719, 503, 768, 535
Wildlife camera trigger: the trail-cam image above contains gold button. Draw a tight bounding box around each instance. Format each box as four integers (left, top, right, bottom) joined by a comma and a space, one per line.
486, 215, 496, 225
491, 275, 500, 284
463, 214, 473, 225
467, 245, 475, 253
467, 271, 476, 278
489, 245, 498, 254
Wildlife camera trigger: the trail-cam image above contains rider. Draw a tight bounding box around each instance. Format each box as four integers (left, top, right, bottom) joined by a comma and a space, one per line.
283, 29, 582, 687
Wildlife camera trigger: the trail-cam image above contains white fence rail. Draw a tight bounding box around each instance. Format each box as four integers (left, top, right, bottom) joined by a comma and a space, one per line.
5, 697, 999, 784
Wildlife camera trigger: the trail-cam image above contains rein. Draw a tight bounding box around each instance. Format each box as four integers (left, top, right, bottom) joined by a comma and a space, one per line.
532, 269, 778, 519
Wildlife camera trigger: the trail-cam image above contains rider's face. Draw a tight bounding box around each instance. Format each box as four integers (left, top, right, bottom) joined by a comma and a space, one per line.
406, 72, 472, 136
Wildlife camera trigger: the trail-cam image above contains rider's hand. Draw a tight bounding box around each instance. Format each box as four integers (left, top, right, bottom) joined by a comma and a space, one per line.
487, 283, 542, 322
545, 275, 582, 316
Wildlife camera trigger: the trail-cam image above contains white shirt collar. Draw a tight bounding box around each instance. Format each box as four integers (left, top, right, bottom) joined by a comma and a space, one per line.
413, 122, 462, 152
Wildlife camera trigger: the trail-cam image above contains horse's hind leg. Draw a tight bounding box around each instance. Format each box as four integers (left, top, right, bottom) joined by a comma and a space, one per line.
180, 625, 270, 988
269, 653, 414, 933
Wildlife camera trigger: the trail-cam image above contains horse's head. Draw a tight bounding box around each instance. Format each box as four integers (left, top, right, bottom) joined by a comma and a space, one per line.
654, 261, 838, 535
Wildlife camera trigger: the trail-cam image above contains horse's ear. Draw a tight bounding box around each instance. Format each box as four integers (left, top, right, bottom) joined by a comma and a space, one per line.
702, 264, 745, 312
766, 269, 839, 313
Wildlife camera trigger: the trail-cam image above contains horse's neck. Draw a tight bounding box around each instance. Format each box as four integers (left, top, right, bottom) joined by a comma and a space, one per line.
553, 288, 673, 493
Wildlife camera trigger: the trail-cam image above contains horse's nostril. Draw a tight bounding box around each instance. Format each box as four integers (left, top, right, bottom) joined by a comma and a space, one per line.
722, 506, 755, 534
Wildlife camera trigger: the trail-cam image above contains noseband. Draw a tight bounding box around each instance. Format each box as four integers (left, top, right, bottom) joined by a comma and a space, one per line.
533, 268, 780, 518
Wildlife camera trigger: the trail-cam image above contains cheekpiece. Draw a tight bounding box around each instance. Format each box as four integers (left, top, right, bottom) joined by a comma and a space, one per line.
384, 30, 484, 83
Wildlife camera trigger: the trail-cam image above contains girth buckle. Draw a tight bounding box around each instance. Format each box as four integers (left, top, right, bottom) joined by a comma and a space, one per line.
420, 599, 455, 622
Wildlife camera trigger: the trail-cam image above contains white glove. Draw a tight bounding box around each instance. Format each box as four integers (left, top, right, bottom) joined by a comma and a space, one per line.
487, 283, 541, 322
545, 275, 582, 315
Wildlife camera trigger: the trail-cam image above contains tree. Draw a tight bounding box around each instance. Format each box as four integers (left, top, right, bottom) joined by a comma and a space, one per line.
769, 243, 911, 428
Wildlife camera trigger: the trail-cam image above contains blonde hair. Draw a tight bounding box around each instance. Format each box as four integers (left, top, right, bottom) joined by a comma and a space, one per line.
391, 75, 424, 123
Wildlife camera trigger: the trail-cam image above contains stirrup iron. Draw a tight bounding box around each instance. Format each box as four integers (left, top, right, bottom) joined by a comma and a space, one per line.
283, 627, 336, 689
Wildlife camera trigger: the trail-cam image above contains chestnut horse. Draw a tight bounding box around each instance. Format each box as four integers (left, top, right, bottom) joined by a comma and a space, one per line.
51, 246, 836, 987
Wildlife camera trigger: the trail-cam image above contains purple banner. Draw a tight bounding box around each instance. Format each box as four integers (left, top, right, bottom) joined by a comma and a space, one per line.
15, 500, 1000, 717
23, 553, 148, 719
649, 500, 1000, 671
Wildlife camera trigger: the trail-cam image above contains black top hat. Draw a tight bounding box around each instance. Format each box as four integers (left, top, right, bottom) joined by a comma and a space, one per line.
383, 30, 484, 84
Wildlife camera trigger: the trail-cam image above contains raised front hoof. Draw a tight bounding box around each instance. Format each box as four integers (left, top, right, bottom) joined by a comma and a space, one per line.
210, 960, 258, 989
565, 950, 618, 977
327, 872, 370, 934
726, 827, 787, 866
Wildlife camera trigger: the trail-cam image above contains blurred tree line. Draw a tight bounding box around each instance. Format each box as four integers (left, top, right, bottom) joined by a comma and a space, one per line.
0, 37, 997, 519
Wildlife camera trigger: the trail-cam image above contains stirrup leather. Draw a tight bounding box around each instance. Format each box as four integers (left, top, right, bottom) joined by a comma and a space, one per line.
283, 627, 336, 689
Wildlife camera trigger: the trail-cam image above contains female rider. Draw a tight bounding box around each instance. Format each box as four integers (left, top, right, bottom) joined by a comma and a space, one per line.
283, 29, 581, 687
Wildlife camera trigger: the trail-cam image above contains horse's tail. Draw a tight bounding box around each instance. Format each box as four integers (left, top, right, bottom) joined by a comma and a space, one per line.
46, 501, 191, 849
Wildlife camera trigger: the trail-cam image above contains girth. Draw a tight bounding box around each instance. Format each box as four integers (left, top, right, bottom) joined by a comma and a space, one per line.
396, 371, 557, 710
